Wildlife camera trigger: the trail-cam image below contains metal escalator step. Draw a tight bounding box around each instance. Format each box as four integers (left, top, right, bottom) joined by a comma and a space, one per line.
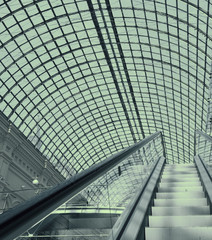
156, 191, 204, 199
159, 182, 202, 187
164, 164, 195, 168
154, 198, 207, 207
162, 170, 198, 174
145, 227, 212, 240
158, 186, 203, 192
161, 173, 199, 178
151, 206, 210, 216
160, 177, 200, 183
149, 215, 212, 227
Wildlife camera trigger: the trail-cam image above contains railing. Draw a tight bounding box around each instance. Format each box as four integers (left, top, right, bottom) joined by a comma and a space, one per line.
194, 130, 212, 211
195, 130, 212, 176
107, 156, 165, 240
0, 131, 165, 240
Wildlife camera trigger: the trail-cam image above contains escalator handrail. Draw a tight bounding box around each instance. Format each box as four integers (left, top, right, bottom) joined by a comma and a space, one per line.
195, 155, 212, 207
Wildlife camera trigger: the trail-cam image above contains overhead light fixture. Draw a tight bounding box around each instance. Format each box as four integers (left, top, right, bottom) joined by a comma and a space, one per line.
32, 178, 39, 185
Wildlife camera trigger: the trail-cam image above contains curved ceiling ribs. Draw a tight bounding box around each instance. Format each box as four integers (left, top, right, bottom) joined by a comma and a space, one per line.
0, 0, 212, 180
87, 0, 138, 143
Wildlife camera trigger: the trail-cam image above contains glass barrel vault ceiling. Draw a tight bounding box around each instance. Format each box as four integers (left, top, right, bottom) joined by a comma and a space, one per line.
0, 0, 212, 177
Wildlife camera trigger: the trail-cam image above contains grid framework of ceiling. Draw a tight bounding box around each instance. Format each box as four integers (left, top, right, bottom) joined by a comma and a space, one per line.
0, 0, 212, 177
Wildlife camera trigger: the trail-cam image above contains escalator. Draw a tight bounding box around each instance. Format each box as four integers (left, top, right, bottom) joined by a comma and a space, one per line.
146, 163, 212, 240
1, 131, 212, 240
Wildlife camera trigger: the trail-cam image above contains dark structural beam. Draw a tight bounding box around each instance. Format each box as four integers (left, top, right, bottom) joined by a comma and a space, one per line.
105, 0, 145, 139
86, 0, 137, 142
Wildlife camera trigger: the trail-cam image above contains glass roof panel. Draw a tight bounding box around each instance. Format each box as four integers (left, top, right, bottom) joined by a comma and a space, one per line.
0, 0, 212, 178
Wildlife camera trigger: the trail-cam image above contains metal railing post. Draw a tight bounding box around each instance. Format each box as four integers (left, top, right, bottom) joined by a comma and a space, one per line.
160, 132, 166, 160
194, 130, 197, 156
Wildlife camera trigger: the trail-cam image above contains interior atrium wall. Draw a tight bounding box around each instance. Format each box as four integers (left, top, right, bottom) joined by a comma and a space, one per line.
0, 112, 64, 213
